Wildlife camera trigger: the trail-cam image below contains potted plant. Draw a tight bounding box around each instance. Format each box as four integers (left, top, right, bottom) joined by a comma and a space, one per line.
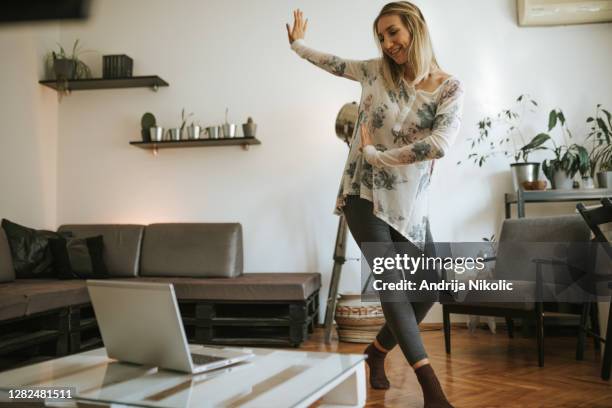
596, 158, 612, 188
222, 107, 237, 138
242, 117, 257, 138
168, 108, 193, 141
45, 39, 92, 96
586, 104, 612, 188
540, 109, 589, 190
458, 95, 550, 191
180, 108, 193, 135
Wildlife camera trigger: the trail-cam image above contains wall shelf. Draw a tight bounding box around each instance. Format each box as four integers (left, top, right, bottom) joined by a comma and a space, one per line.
39, 75, 169, 92
130, 137, 261, 153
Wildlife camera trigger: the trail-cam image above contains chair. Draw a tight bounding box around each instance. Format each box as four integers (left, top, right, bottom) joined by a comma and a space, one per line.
577, 197, 612, 380
441, 214, 592, 367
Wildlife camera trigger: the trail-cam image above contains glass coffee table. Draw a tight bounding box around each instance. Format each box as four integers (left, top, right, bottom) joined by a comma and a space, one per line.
0, 345, 366, 407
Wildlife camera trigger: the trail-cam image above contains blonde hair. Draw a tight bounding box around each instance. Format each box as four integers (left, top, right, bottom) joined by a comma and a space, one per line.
373, 1, 439, 89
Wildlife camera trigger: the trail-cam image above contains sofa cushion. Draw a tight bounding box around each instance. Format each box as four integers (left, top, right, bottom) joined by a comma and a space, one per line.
0, 288, 27, 320
140, 224, 243, 278
1, 279, 89, 315
58, 225, 144, 277
1, 219, 59, 278
0, 272, 321, 321
131, 272, 321, 300
49, 235, 109, 279
0, 229, 15, 283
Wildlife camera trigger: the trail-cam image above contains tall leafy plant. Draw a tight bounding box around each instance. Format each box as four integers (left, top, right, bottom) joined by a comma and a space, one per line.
180, 108, 193, 133
541, 109, 589, 183
458, 95, 549, 166
586, 104, 612, 175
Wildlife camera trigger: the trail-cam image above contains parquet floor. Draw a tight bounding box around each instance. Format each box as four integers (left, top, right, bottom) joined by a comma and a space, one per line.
299, 326, 611, 408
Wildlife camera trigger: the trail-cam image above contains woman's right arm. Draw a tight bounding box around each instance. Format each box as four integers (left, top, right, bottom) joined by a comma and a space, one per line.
287, 9, 368, 82
361, 78, 465, 167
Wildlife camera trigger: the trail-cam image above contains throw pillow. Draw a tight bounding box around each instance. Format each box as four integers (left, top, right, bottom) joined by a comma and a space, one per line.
0, 228, 15, 282
1, 218, 59, 278
49, 235, 109, 279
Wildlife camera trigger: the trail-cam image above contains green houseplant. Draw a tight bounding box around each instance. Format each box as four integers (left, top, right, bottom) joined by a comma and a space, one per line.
586, 104, 612, 187
540, 109, 589, 189
458, 95, 550, 190
45, 39, 92, 95
180, 108, 193, 134
167, 108, 194, 141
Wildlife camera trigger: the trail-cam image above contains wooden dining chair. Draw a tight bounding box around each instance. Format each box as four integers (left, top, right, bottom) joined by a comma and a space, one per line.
576, 198, 612, 380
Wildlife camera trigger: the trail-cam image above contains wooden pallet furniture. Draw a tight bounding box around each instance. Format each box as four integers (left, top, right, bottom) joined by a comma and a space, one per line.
0, 308, 69, 370
68, 303, 103, 354
179, 291, 319, 347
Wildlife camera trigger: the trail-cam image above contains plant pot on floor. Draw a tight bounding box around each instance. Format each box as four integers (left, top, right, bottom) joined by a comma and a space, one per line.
510, 162, 540, 192
596, 171, 612, 188
334, 292, 385, 343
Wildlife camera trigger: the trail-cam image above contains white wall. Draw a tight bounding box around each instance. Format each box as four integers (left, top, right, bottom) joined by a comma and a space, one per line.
0, 23, 59, 230
9, 0, 608, 323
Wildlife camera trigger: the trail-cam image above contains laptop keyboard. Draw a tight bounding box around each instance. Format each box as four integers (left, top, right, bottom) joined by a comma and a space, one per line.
191, 354, 227, 365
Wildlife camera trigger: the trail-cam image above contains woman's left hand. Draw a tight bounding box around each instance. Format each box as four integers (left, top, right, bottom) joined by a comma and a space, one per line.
360, 123, 373, 150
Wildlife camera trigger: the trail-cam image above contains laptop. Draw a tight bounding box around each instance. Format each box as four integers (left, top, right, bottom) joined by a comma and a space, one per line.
87, 280, 254, 374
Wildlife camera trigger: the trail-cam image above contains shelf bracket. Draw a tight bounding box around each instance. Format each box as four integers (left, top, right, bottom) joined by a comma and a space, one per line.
151, 84, 159, 92
241, 143, 250, 151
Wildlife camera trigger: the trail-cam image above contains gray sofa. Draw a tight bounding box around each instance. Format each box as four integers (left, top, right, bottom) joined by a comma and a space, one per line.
0, 223, 321, 363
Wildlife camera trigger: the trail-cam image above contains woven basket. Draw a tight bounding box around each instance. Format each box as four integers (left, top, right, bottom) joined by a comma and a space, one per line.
335, 292, 385, 343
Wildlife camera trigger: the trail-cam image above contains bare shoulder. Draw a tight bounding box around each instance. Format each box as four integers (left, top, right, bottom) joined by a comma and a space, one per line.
416, 69, 458, 93
432, 70, 452, 86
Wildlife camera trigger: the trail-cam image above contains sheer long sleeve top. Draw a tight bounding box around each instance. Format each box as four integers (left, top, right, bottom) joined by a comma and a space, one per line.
291, 39, 464, 246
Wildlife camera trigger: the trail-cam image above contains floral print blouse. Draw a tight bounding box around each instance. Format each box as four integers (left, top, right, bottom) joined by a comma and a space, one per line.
291, 39, 464, 247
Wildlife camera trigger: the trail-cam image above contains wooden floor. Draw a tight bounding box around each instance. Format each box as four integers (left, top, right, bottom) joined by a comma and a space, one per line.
299, 326, 611, 408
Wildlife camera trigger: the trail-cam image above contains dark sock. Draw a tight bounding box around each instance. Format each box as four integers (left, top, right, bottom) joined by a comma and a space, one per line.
415, 364, 453, 408
364, 343, 390, 389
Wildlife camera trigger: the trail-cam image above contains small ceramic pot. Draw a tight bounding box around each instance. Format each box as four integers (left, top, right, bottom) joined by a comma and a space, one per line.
149, 126, 164, 142
167, 128, 182, 141
222, 123, 236, 138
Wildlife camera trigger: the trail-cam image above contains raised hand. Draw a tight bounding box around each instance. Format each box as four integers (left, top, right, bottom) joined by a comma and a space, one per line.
286, 9, 308, 44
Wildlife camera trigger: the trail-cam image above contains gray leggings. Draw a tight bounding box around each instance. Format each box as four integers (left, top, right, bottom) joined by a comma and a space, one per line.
343, 195, 434, 365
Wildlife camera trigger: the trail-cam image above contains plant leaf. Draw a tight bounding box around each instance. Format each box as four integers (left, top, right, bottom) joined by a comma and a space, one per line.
577, 146, 590, 175
548, 110, 557, 131
558, 110, 566, 126
72, 39, 79, 59
597, 117, 609, 140
603, 109, 612, 128
521, 133, 550, 151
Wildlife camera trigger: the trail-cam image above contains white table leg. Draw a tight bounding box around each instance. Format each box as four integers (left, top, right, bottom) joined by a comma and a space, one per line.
319, 361, 366, 408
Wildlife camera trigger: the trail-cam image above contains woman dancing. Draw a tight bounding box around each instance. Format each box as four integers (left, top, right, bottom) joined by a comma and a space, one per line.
287, 2, 463, 407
